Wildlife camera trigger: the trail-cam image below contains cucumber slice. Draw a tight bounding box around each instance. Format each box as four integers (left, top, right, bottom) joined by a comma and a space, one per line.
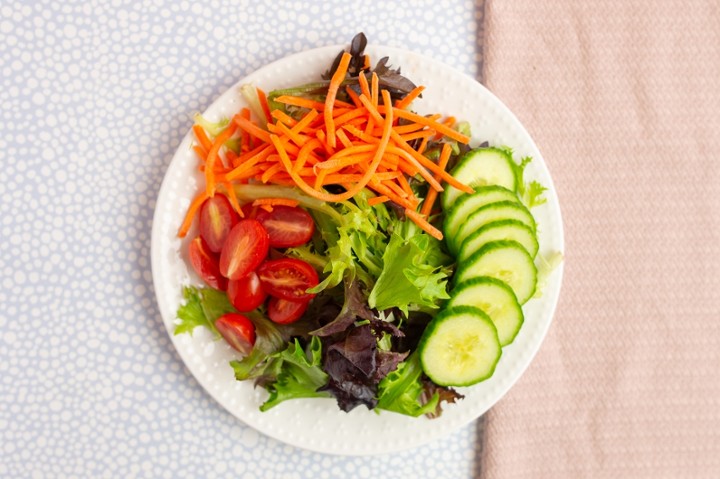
418, 306, 501, 387
443, 186, 519, 254
457, 219, 539, 263
441, 148, 517, 213
448, 277, 524, 346
451, 201, 536, 254
454, 240, 537, 304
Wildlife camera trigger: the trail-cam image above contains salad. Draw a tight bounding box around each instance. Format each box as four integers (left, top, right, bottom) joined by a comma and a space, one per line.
173, 33, 557, 418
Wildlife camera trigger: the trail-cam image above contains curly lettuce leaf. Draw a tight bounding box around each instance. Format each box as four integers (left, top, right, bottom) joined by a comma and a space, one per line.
229, 312, 290, 381
259, 337, 331, 411
368, 222, 451, 315
174, 286, 234, 337
514, 156, 548, 208
376, 352, 438, 417
192, 113, 230, 137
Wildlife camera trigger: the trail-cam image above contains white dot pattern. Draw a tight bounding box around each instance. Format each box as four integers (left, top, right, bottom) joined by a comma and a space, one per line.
0, 0, 486, 476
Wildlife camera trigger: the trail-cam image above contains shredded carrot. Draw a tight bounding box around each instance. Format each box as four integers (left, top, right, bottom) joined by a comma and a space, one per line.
343, 124, 378, 144
368, 181, 415, 210
367, 195, 389, 206
222, 181, 243, 217
178, 191, 209, 238
389, 133, 472, 193
193, 145, 207, 161
180, 61, 475, 242
370, 72, 379, 108
252, 198, 300, 208
420, 143, 452, 217
333, 107, 368, 128
384, 107, 470, 144
315, 129, 334, 156
261, 163, 284, 183
335, 128, 354, 149
235, 115, 272, 143
193, 125, 213, 152
294, 138, 323, 172
417, 136, 429, 155
240, 108, 252, 152
395, 85, 425, 110
362, 54, 371, 70
358, 72, 371, 99
382, 178, 408, 198
271, 109, 298, 127
434, 116, 456, 140
205, 120, 238, 196
256, 87, 273, 124
324, 52, 352, 149
405, 208, 443, 240
345, 86, 363, 108
397, 172, 415, 198
224, 145, 273, 181
358, 94, 384, 124
400, 129, 435, 142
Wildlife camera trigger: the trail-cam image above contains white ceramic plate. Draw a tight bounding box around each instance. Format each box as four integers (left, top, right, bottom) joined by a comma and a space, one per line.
151, 44, 564, 455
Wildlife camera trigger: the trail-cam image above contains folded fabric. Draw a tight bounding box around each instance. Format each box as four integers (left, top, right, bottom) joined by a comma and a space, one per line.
480, 1, 720, 477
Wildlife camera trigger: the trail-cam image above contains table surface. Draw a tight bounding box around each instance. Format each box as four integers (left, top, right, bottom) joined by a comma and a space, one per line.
0, 1, 486, 477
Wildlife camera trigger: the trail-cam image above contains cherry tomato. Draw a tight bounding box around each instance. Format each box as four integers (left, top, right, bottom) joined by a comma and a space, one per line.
257, 258, 319, 301
241, 203, 259, 219
215, 313, 256, 355
255, 205, 315, 248
199, 194, 239, 253
267, 297, 309, 324
188, 236, 226, 290
227, 272, 266, 312
219, 219, 270, 280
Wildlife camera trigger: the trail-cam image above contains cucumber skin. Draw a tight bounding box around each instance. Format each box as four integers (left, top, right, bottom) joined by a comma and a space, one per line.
443, 185, 520, 245
449, 200, 537, 255
448, 276, 524, 346
441, 148, 518, 212
457, 219, 539, 262
453, 240, 538, 303
418, 305, 502, 387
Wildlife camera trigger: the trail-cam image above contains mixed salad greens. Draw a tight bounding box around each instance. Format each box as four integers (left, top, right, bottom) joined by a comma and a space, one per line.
173, 33, 558, 418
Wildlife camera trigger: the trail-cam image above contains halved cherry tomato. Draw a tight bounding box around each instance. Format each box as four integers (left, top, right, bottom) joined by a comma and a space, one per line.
227, 272, 266, 312
255, 205, 315, 248
199, 194, 239, 253
188, 236, 226, 290
267, 297, 309, 324
241, 203, 259, 219
215, 313, 256, 355
256, 258, 319, 301
219, 219, 270, 280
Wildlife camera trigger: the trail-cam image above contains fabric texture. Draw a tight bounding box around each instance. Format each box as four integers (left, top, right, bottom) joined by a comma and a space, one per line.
480, 1, 720, 477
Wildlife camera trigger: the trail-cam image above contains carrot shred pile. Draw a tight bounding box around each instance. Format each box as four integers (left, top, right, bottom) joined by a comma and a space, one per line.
179, 51, 472, 239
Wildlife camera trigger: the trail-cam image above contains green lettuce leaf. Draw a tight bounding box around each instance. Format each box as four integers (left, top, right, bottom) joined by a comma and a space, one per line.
229, 312, 288, 381
192, 113, 230, 137
368, 221, 451, 315
376, 352, 438, 417
515, 156, 548, 208
259, 337, 331, 411
174, 286, 234, 337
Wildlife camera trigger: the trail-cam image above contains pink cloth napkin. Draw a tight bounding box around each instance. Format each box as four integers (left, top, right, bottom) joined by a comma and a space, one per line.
480, 1, 720, 477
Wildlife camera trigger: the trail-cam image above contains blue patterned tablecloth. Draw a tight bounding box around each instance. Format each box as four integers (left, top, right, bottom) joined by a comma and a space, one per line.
0, 1, 484, 477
